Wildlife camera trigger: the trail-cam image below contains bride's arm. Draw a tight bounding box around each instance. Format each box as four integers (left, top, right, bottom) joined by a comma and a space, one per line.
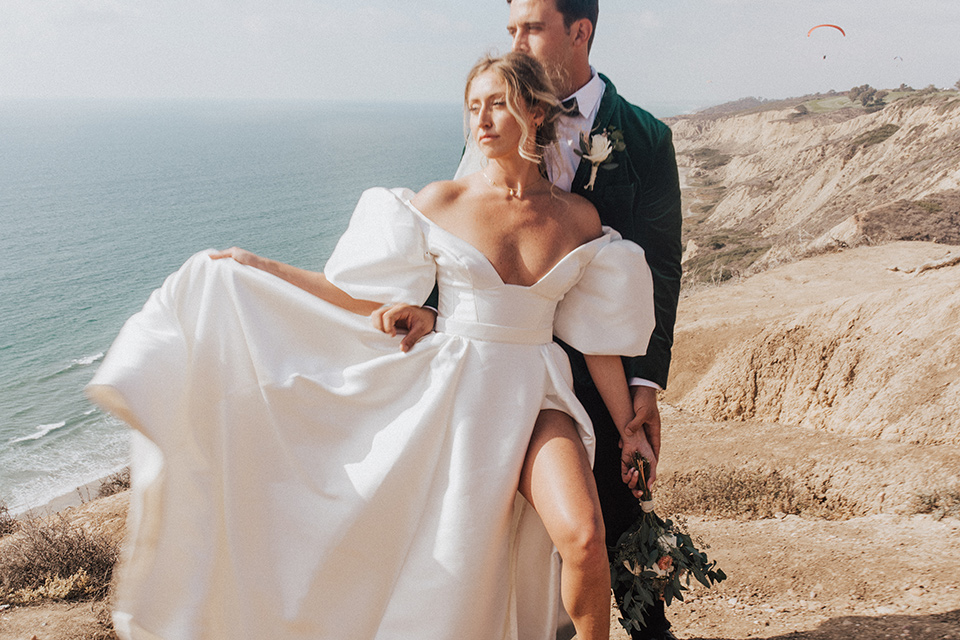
212, 248, 437, 351
584, 354, 658, 493
210, 247, 382, 316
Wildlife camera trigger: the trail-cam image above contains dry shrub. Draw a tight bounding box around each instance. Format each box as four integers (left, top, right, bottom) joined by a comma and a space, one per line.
86, 598, 121, 640
850, 123, 900, 147
656, 466, 844, 520
854, 191, 960, 245
0, 514, 118, 605
913, 488, 960, 521
97, 468, 131, 499
0, 502, 16, 537
687, 147, 732, 170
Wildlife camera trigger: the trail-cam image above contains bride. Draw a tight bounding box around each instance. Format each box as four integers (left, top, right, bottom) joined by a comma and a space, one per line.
87, 52, 655, 640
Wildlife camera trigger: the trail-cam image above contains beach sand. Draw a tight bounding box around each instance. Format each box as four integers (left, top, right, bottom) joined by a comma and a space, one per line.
19, 476, 116, 519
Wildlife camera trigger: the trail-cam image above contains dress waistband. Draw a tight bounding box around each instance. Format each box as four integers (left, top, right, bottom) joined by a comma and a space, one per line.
435, 317, 553, 345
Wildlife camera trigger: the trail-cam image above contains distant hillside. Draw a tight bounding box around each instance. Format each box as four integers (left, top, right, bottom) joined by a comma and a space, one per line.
685, 92, 840, 118
668, 89, 960, 285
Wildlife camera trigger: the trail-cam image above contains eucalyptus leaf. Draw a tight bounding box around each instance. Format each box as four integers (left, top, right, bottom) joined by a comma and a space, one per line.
610, 493, 727, 634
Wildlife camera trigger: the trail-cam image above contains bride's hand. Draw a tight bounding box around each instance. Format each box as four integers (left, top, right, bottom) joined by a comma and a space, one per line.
209, 247, 264, 269
371, 304, 437, 352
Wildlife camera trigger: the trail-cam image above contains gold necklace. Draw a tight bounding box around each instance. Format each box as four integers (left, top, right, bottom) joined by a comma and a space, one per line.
481, 169, 529, 199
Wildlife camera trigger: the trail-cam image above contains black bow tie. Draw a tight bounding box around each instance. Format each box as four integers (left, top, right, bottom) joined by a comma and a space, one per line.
562, 97, 580, 117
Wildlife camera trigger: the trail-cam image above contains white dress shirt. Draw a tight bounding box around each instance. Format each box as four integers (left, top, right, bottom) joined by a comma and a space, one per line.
545, 70, 605, 191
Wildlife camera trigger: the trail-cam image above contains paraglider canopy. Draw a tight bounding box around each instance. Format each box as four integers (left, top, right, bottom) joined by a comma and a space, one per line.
807, 24, 846, 37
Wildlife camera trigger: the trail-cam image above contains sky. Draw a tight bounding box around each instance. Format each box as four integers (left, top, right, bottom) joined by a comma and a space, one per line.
2, 0, 958, 115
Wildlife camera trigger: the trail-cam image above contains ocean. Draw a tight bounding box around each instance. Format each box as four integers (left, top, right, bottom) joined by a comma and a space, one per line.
0, 99, 464, 514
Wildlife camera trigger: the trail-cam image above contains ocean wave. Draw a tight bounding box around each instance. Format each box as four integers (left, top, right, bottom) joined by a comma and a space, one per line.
2, 427, 130, 515
9, 421, 67, 444
71, 352, 104, 367
38, 352, 105, 381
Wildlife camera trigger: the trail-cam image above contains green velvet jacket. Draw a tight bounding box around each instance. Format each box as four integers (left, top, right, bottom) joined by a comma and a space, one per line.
563, 74, 683, 391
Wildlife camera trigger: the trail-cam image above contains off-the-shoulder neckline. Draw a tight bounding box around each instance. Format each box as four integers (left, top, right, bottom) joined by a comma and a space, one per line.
393, 189, 610, 290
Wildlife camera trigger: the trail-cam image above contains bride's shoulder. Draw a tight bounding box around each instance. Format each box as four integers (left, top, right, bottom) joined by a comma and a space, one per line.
552, 189, 602, 240
411, 180, 468, 220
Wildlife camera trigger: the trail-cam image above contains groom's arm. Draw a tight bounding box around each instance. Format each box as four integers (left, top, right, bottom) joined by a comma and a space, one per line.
617, 123, 680, 475
622, 124, 683, 390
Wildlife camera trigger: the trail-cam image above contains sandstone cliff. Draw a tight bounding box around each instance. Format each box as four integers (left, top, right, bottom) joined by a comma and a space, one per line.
663, 92, 960, 488
668, 242, 960, 448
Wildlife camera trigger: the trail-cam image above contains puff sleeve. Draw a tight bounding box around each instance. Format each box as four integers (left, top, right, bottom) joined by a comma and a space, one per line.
553, 235, 655, 356
324, 187, 436, 306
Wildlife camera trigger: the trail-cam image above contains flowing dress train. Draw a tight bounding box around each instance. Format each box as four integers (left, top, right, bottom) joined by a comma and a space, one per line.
87, 187, 655, 640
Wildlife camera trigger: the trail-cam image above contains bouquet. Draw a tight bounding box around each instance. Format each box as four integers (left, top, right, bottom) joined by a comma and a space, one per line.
610, 453, 727, 633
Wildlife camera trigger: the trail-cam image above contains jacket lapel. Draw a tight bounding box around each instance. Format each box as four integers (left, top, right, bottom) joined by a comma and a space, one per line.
571, 75, 618, 195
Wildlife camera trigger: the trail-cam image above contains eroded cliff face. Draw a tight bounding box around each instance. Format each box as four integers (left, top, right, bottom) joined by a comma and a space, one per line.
668, 242, 960, 447
670, 93, 960, 266
665, 96, 960, 448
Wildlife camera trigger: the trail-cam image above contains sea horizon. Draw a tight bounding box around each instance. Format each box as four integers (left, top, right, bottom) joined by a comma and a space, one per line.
0, 95, 705, 119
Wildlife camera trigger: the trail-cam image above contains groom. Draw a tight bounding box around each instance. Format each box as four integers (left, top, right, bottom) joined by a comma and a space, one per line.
458, 1, 683, 638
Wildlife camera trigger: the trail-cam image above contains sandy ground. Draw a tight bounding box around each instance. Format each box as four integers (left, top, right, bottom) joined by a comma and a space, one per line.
653, 514, 960, 640
604, 403, 960, 640
3, 405, 958, 640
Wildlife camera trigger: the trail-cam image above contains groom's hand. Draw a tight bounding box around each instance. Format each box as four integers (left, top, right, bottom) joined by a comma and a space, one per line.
618, 387, 662, 496
371, 304, 437, 352
619, 421, 657, 498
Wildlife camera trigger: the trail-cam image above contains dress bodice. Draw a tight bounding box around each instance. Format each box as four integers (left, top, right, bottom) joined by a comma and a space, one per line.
423, 217, 605, 345
324, 187, 655, 356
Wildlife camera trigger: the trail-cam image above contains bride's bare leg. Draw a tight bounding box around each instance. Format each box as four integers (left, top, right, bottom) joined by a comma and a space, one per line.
519, 409, 610, 640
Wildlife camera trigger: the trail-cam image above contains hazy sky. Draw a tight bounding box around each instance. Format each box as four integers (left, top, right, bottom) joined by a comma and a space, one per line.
2, 0, 958, 113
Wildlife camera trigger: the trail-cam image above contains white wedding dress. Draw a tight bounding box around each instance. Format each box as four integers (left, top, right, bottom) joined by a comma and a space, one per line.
87, 187, 654, 640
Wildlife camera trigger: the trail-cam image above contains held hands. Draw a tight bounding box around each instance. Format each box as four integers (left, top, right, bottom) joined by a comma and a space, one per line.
370, 304, 437, 353
618, 386, 662, 498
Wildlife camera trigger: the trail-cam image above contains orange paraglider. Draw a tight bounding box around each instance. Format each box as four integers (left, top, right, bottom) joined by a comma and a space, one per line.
807, 24, 846, 37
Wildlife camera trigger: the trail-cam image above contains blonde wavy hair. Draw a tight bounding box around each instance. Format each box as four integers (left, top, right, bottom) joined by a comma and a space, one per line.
464, 52, 563, 170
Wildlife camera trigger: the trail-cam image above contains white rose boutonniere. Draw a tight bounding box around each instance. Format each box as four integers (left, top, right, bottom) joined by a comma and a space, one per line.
574, 127, 626, 190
